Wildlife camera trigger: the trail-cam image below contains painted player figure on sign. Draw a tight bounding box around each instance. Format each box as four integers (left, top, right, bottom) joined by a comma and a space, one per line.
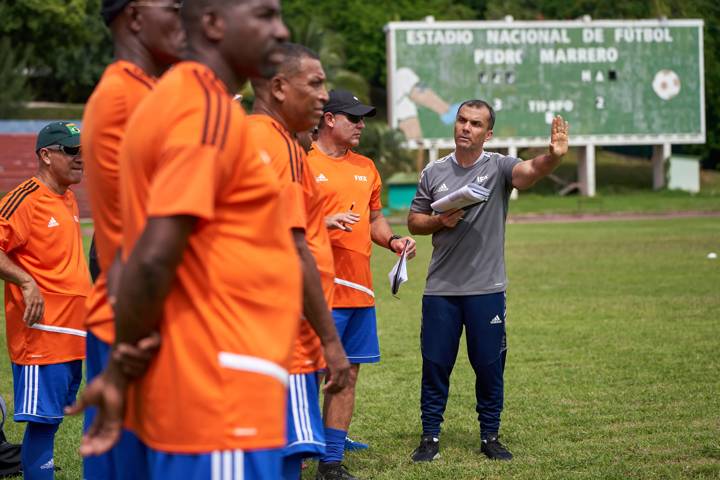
407, 100, 569, 462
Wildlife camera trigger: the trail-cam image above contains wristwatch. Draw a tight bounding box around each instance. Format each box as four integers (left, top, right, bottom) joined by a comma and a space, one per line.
388, 234, 402, 251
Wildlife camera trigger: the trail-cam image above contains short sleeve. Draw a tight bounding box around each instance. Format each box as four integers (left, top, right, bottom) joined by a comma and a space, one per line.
246, 118, 307, 231
410, 165, 434, 213
498, 155, 522, 190
369, 165, 382, 211
146, 101, 229, 220
282, 181, 307, 231
147, 145, 220, 220
0, 199, 33, 253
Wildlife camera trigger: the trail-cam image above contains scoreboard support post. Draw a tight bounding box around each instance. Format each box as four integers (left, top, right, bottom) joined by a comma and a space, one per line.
578, 145, 597, 197
652, 143, 672, 190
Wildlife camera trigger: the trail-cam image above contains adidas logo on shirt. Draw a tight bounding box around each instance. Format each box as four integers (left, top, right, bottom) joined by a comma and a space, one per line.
490, 315, 503, 325
437, 183, 449, 192
47, 217, 59, 228
316, 173, 328, 182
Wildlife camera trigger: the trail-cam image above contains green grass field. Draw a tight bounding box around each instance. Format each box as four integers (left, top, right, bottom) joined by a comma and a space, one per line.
1, 217, 719, 479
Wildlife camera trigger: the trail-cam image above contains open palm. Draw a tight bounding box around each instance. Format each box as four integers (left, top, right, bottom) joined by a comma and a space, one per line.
549, 115, 570, 158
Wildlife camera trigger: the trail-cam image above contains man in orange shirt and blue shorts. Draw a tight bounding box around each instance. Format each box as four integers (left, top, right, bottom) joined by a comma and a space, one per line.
307, 90, 417, 480
0, 121, 90, 479
81, 1, 184, 478
248, 42, 351, 480
68, 1, 299, 479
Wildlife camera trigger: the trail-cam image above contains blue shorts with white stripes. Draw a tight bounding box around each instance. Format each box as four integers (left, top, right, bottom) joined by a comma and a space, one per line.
11, 360, 82, 424
284, 372, 325, 458
332, 307, 380, 363
144, 447, 282, 480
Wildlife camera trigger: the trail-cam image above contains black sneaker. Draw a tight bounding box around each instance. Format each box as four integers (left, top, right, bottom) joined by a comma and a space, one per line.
316, 462, 359, 480
411, 435, 440, 462
481, 436, 513, 461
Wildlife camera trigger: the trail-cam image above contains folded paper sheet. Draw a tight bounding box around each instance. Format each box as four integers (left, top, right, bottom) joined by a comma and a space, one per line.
388, 240, 410, 295
430, 183, 491, 213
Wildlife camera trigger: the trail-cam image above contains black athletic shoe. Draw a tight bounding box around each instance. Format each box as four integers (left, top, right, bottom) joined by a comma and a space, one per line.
411, 435, 440, 462
481, 436, 513, 461
316, 462, 359, 480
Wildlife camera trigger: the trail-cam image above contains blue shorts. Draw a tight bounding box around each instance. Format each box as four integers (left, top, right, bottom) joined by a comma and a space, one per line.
11, 360, 82, 424
143, 447, 283, 480
332, 307, 380, 363
84, 331, 149, 480
284, 372, 325, 458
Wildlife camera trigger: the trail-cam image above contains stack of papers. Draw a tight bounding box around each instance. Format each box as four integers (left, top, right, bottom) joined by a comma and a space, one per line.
431, 183, 491, 213
388, 240, 410, 296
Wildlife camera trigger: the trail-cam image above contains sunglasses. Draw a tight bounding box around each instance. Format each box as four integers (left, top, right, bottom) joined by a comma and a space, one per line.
46, 145, 81, 156
132, 1, 183, 12
338, 113, 363, 124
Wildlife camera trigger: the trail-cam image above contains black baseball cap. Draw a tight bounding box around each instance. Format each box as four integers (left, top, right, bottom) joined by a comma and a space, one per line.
323, 89, 376, 117
35, 122, 81, 151
101, 0, 132, 26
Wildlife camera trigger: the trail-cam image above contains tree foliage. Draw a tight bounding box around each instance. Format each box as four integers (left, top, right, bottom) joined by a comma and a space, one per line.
356, 122, 416, 181
0, 37, 29, 116
0, 0, 111, 103
1, 0, 718, 165
282, 0, 478, 87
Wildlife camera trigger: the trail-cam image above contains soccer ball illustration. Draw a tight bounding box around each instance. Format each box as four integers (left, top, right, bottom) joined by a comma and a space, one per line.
652, 70, 681, 101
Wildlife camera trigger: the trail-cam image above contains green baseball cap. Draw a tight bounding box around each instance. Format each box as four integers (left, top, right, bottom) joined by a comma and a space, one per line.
35, 121, 81, 151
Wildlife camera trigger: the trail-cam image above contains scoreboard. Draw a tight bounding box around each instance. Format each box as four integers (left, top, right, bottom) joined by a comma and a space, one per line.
386, 19, 705, 148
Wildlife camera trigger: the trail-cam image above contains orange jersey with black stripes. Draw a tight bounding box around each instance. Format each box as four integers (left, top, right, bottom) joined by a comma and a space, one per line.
0, 178, 90, 365
300, 146, 335, 334
119, 62, 301, 453
246, 114, 333, 374
82, 60, 156, 344
306, 145, 382, 308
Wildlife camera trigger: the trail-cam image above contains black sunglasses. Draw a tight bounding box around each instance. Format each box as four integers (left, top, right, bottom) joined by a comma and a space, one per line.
338, 113, 363, 124
47, 145, 81, 156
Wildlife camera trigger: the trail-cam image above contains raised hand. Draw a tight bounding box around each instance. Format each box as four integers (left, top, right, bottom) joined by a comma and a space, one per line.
549, 115, 570, 159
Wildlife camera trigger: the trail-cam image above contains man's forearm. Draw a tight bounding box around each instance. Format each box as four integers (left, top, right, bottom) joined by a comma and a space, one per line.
407, 212, 443, 235
0, 250, 33, 286
529, 152, 562, 178
369, 211, 395, 248
113, 216, 195, 346
293, 231, 340, 345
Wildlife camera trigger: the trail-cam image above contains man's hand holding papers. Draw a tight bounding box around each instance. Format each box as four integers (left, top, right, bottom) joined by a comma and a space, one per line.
430, 183, 491, 213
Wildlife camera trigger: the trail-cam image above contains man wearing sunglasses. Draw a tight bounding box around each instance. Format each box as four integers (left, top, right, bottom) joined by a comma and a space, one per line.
0, 121, 90, 480
307, 90, 416, 479
80, 1, 185, 478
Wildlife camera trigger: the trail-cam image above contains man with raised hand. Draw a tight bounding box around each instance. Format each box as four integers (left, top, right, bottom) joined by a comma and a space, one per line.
307, 90, 416, 480
80, 1, 184, 477
407, 99, 569, 463
0, 121, 90, 479
248, 41, 351, 480
68, 1, 298, 478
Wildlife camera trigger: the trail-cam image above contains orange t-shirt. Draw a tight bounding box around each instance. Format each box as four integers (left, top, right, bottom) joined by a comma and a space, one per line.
0, 178, 90, 365
245, 115, 334, 374
82, 60, 156, 344
119, 62, 301, 453
306, 144, 382, 308
301, 148, 336, 318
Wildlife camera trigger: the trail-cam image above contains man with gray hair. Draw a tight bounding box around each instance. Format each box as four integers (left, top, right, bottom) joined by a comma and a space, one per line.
407, 99, 569, 462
